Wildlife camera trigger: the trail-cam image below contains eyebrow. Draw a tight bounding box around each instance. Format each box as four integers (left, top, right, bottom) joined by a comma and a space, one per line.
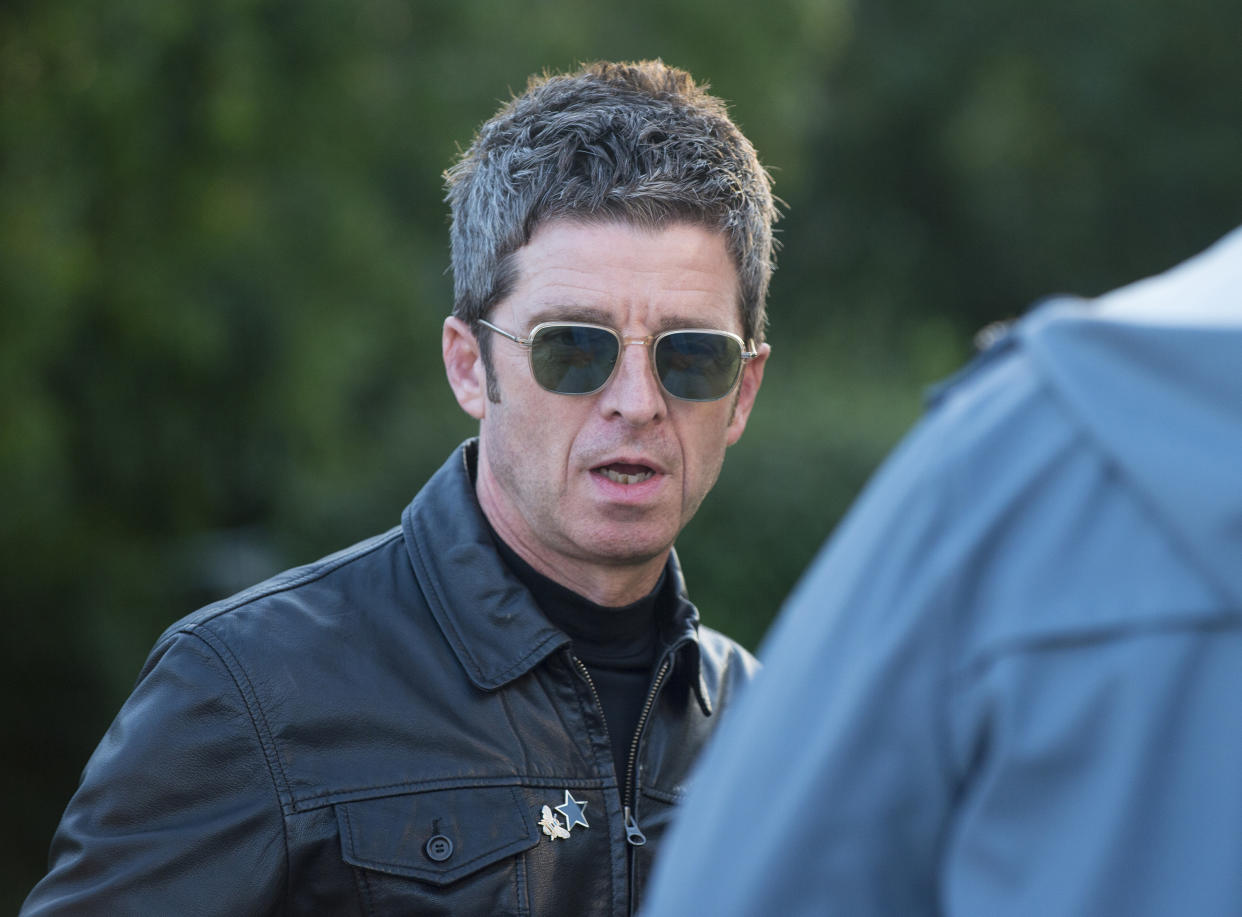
527, 305, 612, 326
526, 305, 732, 334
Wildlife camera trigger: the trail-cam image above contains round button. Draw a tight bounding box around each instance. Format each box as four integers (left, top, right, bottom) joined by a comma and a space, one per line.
425, 834, 454, 862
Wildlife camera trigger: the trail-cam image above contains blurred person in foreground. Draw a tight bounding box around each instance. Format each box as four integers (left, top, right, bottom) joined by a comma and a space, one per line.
640, 225, 1242, 917
24, 59, 776, 916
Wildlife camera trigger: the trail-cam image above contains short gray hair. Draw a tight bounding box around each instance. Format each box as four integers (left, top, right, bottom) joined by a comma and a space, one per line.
445, 60, 779, 351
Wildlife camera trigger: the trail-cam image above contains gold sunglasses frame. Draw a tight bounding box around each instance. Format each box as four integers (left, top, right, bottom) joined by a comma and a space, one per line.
477, 319, 758, 402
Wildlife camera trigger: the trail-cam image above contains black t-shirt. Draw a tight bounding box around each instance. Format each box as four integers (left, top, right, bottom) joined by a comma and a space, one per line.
488, 531, 662, 785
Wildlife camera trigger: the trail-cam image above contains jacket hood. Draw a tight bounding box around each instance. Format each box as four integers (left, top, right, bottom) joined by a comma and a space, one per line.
1016, 226, 1242, 609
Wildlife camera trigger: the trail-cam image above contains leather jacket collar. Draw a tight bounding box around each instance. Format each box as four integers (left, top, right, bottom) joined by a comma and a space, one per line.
403, 440, 711, 712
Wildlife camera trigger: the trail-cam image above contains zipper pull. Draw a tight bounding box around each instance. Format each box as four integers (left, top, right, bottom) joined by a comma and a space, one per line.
624, 806, 647, 846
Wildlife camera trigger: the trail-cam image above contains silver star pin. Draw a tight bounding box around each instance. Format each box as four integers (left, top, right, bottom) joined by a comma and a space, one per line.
554, 790, 589, 832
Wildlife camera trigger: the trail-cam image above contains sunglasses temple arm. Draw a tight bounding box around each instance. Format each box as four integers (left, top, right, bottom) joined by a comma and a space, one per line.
477, 319, 531, 347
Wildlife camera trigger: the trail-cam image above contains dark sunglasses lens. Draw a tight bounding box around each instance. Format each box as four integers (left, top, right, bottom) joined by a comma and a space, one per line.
655, 332, 743, 401
530, 325, 619, 394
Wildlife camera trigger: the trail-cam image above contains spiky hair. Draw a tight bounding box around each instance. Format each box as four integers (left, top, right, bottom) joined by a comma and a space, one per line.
444, 59, 779, 346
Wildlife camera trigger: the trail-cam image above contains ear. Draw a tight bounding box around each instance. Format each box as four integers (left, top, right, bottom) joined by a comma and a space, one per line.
442, 316, 487, 420
725, 342, 770, 446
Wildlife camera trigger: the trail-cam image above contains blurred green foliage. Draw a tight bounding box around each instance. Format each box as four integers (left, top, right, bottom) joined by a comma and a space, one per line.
3, 0, 1240, 907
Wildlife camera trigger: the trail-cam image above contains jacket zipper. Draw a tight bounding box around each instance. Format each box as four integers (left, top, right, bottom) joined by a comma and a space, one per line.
621, 654, 672, 847
571, 653, 673, 847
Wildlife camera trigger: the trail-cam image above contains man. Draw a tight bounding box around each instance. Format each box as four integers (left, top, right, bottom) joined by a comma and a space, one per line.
24, 60, 774, 916
641, 226, 1242, 916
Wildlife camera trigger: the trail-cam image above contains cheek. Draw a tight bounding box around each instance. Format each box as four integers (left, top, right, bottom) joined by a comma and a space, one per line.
678, 413, 732, 495
518, 398, 589, 466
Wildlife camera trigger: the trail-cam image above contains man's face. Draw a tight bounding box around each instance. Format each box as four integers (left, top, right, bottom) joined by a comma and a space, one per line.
443, 218, 768, 602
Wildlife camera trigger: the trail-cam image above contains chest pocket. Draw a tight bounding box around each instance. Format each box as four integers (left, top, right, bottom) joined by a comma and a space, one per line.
337, 785, 539, 916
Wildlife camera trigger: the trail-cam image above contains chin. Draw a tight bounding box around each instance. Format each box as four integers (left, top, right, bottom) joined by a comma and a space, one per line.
583, 527, 676, 567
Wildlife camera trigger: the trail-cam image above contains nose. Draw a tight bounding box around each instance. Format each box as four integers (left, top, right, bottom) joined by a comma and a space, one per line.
597, 338, 666, 424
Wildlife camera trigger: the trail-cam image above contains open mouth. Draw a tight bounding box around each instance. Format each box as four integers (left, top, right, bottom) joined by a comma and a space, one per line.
595, 462, 656, 485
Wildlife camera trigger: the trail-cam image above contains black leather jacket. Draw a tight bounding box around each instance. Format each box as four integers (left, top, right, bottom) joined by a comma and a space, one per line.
24, 441, 759, 916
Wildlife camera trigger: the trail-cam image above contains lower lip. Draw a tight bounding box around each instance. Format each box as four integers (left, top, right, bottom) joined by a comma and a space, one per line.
589, 470, 666, 504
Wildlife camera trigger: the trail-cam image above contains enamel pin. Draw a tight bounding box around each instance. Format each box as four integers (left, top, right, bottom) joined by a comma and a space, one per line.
539, 806, 571, 839
540, 790, 589, 841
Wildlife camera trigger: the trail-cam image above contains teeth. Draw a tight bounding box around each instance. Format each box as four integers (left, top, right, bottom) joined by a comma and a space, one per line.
600, 468, 654, 485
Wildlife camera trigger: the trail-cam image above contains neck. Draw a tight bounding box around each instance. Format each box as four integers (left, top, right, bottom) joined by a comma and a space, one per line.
474, 469, 668, 608
491, 534, 665, 654
488, 515, 668, 606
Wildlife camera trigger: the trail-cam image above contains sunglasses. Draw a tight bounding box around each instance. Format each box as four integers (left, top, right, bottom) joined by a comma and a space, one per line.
478, 319, 758, 402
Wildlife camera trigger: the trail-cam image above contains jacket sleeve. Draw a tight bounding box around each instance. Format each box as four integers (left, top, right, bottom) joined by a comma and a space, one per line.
639, 417, 961, 917
22, 631, 287, 916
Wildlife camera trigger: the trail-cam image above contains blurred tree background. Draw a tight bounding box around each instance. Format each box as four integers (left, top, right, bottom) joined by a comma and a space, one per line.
3, 0, 1240, 906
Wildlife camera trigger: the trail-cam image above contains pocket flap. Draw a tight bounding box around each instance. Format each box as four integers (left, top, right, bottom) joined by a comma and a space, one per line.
338, 785, 538, 886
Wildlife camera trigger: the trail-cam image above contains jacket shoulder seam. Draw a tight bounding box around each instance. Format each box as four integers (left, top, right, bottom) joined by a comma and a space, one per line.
164, 630, 294, 885
182, 628, 296, 825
